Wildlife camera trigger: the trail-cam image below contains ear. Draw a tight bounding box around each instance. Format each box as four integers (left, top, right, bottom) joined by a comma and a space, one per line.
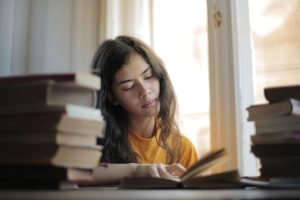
108, 93, 119, 106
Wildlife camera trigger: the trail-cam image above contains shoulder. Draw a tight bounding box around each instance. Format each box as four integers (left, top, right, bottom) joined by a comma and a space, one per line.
178, 134, 197, 155
179, 134, 194, 146
176, 133, 199, 168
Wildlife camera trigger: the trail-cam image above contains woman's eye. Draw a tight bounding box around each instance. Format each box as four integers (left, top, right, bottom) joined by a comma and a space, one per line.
123, 85, 134, 91
144, 75, 153, 79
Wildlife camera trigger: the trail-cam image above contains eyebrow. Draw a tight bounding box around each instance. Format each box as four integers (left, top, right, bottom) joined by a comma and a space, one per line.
117, 67, 151, 85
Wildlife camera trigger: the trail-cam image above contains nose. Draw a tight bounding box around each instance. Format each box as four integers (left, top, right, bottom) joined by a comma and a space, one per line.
138, 81, 151, 100
140, 90, 151, 100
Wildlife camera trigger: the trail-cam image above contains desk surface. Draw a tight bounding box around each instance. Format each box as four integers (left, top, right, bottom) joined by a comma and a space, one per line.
1, 188, 300, 200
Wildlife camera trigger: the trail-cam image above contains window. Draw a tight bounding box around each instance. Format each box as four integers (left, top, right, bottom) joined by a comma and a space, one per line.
152, 0, 210, 157
248, 0, 300, 175
249, 0, 300, 104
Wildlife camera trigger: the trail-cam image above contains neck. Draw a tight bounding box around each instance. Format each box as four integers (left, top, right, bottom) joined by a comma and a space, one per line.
128, 117, 156, 138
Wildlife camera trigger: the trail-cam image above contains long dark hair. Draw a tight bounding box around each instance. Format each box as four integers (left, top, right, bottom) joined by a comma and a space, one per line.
91, 35, 181, 164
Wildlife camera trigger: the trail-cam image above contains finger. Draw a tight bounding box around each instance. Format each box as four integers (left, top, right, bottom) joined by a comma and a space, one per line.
157, 164, 180, 181
166, 164, 186, 176
147, 165, 160, 178
157, 164, 173, 178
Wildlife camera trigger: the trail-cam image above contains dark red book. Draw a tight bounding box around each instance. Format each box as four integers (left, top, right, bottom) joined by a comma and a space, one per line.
264, 85, 300, 102
0, 72, 100, 90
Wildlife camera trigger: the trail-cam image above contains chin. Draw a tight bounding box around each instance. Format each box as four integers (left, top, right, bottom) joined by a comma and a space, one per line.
144, 110, 159, 117
140, 103, 160, 117
144, 108, 160, 117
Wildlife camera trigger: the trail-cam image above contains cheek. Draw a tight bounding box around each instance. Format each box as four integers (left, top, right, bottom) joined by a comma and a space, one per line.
111, 86, 132, 104
153, 80, 160, 95
114, 92, 137, 108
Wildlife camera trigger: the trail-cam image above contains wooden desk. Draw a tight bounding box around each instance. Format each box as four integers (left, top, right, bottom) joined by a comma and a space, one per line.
1, 188, 300, 200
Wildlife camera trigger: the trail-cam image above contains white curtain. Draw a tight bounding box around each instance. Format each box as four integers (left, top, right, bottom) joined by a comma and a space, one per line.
0, 0, 152, 75
100, 0, 152, 44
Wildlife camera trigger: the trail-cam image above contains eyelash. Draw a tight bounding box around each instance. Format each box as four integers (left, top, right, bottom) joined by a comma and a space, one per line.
144, 74, 152, 79
122, 75, 153, 91
123, 86, 134, 91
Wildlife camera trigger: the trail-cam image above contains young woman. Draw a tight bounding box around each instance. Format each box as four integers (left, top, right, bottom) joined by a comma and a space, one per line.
90, 35, 198, 184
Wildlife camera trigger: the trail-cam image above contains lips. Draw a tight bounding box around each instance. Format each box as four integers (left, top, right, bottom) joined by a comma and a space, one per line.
142, 99, 157, 108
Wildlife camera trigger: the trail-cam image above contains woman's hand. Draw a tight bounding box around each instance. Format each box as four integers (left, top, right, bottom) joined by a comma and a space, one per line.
132, 163, 186, 181
79, 163, 186, 186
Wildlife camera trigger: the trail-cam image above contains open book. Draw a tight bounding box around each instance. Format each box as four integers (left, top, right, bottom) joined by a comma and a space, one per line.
120, 148, 243, 189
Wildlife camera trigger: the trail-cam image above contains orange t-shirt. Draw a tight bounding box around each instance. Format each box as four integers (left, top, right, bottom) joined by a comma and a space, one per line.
128, 128, 198, 169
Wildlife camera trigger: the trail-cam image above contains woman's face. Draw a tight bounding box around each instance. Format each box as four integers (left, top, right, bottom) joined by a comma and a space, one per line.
111, 53, 160, 119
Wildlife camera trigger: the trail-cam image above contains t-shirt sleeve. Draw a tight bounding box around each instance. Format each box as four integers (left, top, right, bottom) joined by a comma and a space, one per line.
178, 135, 199, 169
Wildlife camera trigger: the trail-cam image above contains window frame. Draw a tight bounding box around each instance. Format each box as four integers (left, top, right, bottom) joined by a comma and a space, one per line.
207, 0, 257, 176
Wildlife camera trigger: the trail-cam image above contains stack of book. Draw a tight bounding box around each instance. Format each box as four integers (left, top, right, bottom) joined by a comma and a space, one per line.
0, 73, 105, 189
247, 85, 300, 182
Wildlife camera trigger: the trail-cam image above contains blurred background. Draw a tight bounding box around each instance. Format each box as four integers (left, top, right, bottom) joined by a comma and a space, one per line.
1, 0, 300, 173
